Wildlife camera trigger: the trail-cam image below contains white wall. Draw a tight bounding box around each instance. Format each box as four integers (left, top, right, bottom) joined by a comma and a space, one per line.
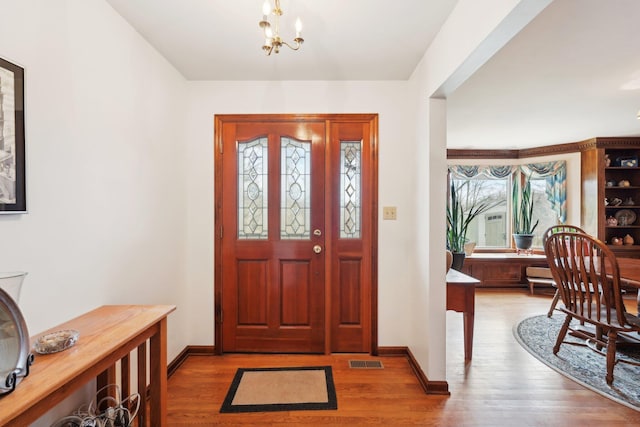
407, 0, 552, 381
0, 1, 188, 424
184, 81, 416, 347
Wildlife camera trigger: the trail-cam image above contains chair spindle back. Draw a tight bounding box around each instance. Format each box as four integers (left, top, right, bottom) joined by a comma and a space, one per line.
544, 232, 628, 329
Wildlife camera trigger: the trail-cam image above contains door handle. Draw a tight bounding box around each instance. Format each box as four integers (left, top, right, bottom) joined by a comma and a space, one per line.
313, 245, 322, 254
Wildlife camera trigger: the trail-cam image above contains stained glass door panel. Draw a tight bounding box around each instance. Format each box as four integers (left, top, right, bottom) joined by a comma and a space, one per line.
281, 137, 311, 240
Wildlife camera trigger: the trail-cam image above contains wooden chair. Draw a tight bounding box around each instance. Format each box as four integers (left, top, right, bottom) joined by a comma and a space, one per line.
544, 231, 640, 385
541, 225, 587, 317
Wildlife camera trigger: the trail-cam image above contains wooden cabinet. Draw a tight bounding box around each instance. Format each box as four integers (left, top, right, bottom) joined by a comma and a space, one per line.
581, 137, 640, 258
459, 254, 548, 287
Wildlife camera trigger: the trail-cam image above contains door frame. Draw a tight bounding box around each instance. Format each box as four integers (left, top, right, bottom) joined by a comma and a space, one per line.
213, 113, 379, 354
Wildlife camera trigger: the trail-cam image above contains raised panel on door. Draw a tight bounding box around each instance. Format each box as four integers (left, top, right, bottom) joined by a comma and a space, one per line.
338, 258, 361, 325
280, 260, 312, 326
237, 260, 268, 325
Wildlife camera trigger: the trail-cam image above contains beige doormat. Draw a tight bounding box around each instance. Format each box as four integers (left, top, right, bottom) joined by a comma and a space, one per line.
219, 366, 337, 413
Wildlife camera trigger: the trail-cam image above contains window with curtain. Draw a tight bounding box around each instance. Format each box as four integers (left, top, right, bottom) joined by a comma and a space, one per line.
521, 161, 567, 248
449, 165, 512, 249
449, 161, 566, 250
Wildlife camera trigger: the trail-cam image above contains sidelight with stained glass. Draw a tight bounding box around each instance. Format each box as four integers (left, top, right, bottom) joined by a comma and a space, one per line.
340, 141, 361, 238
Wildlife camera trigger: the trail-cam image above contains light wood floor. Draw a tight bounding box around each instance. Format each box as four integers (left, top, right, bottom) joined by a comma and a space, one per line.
167, 289, 640, 426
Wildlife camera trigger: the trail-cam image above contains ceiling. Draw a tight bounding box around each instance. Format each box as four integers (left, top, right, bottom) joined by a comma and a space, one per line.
105, 0, 640, 150
447, 0, 640, 150
105, 0, 458, 80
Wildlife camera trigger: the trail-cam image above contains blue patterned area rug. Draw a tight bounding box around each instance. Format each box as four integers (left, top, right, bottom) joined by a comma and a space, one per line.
514, 314, 640, 411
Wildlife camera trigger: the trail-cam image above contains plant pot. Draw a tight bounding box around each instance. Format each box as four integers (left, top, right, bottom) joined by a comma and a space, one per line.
513, 234, 534, 251
451, 252, 466, 271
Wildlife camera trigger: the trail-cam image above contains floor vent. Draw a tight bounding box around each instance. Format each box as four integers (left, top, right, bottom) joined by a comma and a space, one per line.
348, 360, 384, 369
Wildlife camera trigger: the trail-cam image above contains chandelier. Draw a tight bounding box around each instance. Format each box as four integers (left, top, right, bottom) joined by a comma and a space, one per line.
259, 0, 304, 55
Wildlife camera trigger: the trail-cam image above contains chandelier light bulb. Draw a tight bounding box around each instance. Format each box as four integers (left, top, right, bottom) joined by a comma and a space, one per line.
265, 27, 273, 39
262, 0, 271, 17
295, 17, 302, 37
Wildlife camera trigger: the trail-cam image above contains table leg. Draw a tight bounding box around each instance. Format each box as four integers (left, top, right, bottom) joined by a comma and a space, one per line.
149, 318, 168, 427
446, 279, 477, 363
137, 342, 147, 427
463, 312, 474, 362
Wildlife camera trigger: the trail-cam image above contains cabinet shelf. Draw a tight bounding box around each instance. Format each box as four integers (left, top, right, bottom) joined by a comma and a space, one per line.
606, 167, 640, 170
582, 140, 640, 259
605, 186, 640, 190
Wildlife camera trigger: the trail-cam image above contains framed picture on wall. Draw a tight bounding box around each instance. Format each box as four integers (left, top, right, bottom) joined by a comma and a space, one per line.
0, 57, 26, 213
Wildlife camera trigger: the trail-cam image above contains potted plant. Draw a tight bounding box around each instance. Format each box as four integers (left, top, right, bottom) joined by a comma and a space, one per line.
512, 173, 539, 252
446, 180, 499, 270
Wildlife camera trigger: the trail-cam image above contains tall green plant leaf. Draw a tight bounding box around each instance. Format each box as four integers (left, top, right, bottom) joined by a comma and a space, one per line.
512, 173, 539, 234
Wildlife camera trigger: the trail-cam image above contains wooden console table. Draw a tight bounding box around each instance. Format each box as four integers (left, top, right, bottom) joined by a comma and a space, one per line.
446, 269, 480, 363
0, 305, 175, 427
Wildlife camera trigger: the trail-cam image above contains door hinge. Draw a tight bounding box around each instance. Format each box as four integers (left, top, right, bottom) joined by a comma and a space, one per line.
220, 226, 223, 238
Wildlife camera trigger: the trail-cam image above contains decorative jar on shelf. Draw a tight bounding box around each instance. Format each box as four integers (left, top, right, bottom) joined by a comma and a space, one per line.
612, 237, 623, 246
624, 234, 635, 246
607, 216, 618, 226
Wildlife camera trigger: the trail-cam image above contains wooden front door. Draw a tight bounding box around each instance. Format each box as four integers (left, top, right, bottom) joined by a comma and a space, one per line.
215, 114, 377, 354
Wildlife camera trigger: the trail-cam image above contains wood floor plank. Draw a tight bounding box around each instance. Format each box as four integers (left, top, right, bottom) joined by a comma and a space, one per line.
167, 289, 640, 426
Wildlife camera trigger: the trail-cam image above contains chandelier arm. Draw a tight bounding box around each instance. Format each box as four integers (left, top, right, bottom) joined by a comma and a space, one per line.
281, 39, 304, 51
